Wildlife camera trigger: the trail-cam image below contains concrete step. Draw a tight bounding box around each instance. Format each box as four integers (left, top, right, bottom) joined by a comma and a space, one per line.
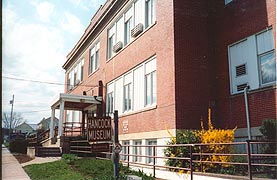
36, 147, 61, 157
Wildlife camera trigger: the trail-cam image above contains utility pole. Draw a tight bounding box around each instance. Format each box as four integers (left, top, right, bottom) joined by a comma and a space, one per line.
9, 95, 14, 142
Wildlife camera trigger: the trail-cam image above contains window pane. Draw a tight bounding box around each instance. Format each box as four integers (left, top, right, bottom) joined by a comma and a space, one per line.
134, 141, 142, 162
152, 71, 156, 103
89, 55, 94, 74
81, 65, 84, 81
128, 84, 132, 110
108, 35, 114, 58
124, 18, 132, 45
95, 50, 99, 71
146, 74, 151, 105
260, 51, 276, 84
147, 140, 157, 163
124, 85, 128, 111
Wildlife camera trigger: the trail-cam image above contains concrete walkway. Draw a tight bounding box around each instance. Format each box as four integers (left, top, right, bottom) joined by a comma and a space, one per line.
2, 144, 31, 180
21, 156, 61, 167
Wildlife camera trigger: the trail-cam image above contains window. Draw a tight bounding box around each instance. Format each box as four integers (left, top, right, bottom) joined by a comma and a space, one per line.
107, 93, 114, 114
121, 141, 130, 161
133, 140, 142, 162
66, 59, 84, 91
146, 139, 157, 163
145, 0, 156, 28
116, 16, 124, 45
67, 71, 73, 91
89, 42, 100, 74
259, 51, 276, 85
145, 72, 156, 105
124, 83, 132, 111
228, 28, 276, 94
124, 73, 132, 112
124, 7, 133, 45
145, 59, 157, 106
66, 110, 81, 128
106, 57, 156, 115
225, 0, 233, 5
108, 25, 115, 59
107, 0, 156, 59
81, 59, 84, 81
106, 83, 114, 115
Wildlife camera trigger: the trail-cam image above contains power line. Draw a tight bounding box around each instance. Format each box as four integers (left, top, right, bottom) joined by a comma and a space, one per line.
19, 109, 50, 114
3, 75, 99, 87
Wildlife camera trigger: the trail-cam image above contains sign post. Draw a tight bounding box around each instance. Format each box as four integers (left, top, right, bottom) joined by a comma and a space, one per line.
113, 110, 120, 179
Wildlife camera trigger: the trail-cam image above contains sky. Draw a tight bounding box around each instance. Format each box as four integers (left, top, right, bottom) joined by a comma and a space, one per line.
2, 0, 106, 125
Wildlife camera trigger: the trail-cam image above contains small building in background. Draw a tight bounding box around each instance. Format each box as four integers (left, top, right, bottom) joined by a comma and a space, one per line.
37, 117, 59, 131
14, 122, 34, 135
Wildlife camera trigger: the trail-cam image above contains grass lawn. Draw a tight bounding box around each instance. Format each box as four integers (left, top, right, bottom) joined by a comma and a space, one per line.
24, 160, 84, 180
24, 156, 154, 180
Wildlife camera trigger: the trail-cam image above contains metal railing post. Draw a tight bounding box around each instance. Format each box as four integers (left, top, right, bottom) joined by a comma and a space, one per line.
153, 146, 156, 178
127, 145, 130, 168
190, 145, 193, 180
200, 145, 203, 172
246, 140, 252, 180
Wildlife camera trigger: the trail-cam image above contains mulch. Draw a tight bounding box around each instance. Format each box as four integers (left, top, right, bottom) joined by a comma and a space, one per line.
12, 153, 34, 164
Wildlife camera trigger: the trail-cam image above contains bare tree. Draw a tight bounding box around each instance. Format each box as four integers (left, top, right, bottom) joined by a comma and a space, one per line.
2, 112, 25, 129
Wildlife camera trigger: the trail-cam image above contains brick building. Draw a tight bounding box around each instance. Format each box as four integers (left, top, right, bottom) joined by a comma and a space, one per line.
49, 0, 276, 160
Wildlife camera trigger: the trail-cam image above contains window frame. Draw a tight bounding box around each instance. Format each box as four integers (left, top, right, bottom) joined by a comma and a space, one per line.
106, 57, 157, 115
258, 50, 276, 86
133, 140, 142, 162
107, 0, 156, 60
146, 139, 157, 164
228, 28, 275, 95
123, 83, 132, 112
89, 41, 100, 75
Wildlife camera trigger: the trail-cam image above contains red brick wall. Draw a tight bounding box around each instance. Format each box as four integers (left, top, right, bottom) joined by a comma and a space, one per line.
67, 0, 177, 134
214, 0, 277, 128
64, 0, 276, 135
173, 0, 212, 130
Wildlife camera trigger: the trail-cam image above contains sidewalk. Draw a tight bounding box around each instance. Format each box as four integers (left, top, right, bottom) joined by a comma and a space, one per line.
2, 144, 31, 180
21, 156, 60, 167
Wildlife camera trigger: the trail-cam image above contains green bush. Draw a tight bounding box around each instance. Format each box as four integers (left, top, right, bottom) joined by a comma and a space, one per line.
259, 119, 277, 179
62, 154, 78, 164
9, 139, 28, 154
259, 119, 277, 140
163, 130, 201, 171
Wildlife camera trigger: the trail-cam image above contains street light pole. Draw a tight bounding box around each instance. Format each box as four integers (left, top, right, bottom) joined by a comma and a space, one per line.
9, 94, 14, 142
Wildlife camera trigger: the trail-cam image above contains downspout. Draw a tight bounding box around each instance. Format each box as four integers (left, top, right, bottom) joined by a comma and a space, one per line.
244, 86, 251, 140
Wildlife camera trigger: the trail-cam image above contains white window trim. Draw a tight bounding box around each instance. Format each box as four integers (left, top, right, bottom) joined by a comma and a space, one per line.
258, 50, 276, 87
106, 0, 156, 61
228, 28, 275, 95
67, 58, 84, 92
89, 41, 100, 75
106, 56, 157, 115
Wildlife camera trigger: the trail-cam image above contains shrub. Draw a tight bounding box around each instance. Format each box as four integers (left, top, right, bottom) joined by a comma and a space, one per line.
164, 130, 201, 171
164, 108, 236, 174
259, 119, 277, 140
259, 119, 277, 179
198, 108, 236, 172
199, 128, 235, 172
62, 154, 78, 164
9, 139, 29, 154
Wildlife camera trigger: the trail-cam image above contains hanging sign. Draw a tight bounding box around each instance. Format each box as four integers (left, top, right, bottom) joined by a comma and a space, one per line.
87, 117, 112, 143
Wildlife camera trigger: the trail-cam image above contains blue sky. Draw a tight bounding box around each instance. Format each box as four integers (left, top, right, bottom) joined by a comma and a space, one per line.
2, 0, 106, 125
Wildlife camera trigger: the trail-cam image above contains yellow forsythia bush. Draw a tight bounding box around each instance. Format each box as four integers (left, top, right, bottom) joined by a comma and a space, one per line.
199, 108, 236, 172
